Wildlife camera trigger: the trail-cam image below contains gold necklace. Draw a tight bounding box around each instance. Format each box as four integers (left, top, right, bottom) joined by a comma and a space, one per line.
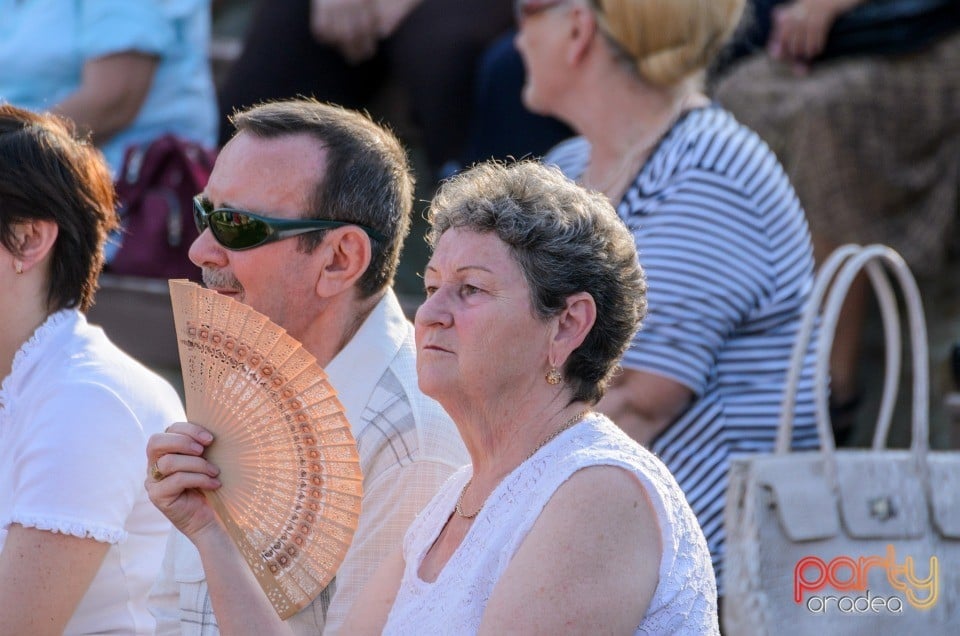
454, 410, 590, 520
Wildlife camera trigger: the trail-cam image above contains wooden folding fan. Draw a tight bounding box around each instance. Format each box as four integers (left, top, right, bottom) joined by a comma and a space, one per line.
168, 279, 363, 619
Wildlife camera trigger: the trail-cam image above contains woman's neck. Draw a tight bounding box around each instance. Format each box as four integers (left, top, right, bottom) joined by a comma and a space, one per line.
452, 398, 590, 502
560, 71, 707, 200
0, 295, 50, 380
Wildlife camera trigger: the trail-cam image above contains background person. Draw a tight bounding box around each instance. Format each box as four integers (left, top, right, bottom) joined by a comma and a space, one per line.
0, 0, 217, 175
714, 0, 960, 441
520, 0, 821, 600
146, 99, 467, 635
0, 105, 185, 635
216, 0, 513, 183
0, 0, 218, 267
147, 160, 720, 635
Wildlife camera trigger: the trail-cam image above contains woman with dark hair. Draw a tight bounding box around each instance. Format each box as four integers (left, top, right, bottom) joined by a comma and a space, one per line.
0, 104, 185, 634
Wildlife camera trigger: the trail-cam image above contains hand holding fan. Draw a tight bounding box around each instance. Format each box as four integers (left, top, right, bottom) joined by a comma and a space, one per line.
168, 279, 363, 619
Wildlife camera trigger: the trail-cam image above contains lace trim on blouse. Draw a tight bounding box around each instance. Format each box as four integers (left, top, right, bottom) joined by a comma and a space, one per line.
384, 415, 718, 635
0, 309, 73, 411
3, 512, 127, 545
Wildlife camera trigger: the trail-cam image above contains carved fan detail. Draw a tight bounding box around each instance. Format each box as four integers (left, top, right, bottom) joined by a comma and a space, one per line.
168, 279, 363, 619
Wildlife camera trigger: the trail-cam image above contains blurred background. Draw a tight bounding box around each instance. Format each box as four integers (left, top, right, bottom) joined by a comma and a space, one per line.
86, 0, 960, 449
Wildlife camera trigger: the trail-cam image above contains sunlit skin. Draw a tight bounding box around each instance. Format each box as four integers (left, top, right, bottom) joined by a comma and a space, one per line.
188, 132, 328, 345
414, 228, 555, 435
514, 3, 573, 118
513, 1, 699, 443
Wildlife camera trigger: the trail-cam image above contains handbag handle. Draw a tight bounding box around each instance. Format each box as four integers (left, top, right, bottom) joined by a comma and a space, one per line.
777, 244, 897, 451
776, 244, 930, 464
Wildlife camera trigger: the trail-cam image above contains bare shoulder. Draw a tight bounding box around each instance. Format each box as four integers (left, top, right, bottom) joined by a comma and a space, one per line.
479, 464, 661, 634
542, 463, 661, 547
553, 463, 656, 514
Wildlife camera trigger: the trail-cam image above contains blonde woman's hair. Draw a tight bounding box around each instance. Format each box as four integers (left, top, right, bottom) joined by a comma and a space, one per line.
593, 0, 745, 86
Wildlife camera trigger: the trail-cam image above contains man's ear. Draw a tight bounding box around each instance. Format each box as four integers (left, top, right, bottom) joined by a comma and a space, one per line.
12, 220, 58, 274
314, 226, 374, 298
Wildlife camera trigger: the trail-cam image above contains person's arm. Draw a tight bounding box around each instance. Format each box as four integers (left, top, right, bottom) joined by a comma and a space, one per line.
53, 51, 159, 144
310, 0, 380, 63
146, 421, 295, 635
196, 522, 294, 636
373, 0, 423, 38
597, 368, 694, 446
604, 174, 768, 447
338, 545, 406, 635
479, 465, 661, 633
768, 0, 867, 69
324, 458, 460, 632
0, 526, 110, 635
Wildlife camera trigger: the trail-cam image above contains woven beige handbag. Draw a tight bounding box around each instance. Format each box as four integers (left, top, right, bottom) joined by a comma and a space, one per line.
722, 244, 960, 634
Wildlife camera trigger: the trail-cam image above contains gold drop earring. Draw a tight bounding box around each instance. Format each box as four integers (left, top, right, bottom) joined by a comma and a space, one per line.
545, 367, 562, 385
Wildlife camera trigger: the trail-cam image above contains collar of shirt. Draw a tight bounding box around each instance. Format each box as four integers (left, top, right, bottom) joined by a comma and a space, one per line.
325, 289, 410, 438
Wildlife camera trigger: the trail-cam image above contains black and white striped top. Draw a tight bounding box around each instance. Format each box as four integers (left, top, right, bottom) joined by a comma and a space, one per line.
547, 104, 820, 595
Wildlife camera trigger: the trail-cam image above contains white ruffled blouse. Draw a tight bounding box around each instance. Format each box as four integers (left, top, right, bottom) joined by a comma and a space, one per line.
0, 309, 185, 635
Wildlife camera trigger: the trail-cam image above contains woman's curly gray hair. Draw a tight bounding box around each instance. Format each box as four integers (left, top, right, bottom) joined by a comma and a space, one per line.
426, 160, 647, 405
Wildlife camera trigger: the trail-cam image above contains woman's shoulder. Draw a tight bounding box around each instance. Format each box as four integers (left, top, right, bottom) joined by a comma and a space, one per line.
558, 418, 718, 629
543, 418, 681, 521
658, 104, 776, 175
637, 104, 795, 219
63, 321, 181, 402
556, 417, 711, 554
6, 311, 183, 433
501, 420, 717, 633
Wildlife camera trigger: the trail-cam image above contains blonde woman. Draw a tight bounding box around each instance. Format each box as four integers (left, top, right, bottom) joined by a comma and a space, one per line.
520, 0, 821, 607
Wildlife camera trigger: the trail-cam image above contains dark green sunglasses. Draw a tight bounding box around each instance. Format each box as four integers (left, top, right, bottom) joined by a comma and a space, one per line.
193, 196, 386, 251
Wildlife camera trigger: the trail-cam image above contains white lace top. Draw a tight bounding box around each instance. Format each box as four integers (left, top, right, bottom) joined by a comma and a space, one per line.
382, 414, 719, 635
0, 310, 185, 634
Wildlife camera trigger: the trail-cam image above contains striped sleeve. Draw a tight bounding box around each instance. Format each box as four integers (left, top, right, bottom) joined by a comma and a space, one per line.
622, 167, 774, 396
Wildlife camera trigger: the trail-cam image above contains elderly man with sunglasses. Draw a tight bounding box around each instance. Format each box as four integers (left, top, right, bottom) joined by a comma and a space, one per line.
146, 98, 467, 635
